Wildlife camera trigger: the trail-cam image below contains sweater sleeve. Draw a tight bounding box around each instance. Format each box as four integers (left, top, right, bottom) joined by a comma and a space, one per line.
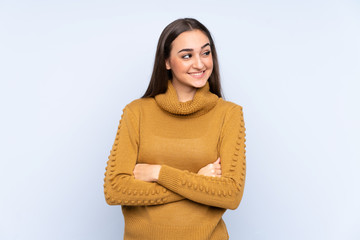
156, 105, 246, 210
103, 105, 185, 206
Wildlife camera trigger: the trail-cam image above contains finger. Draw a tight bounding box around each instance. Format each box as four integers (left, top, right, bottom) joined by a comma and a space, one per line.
214, 164, 221, 169
214, 157, 220, 164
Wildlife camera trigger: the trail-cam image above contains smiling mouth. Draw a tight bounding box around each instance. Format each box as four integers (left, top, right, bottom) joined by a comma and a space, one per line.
188, 70, 205, 77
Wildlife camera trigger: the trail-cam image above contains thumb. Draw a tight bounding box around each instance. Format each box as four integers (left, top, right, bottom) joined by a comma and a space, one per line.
214, 157, 220, 164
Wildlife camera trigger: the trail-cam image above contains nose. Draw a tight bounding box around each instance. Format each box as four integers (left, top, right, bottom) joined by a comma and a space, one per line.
192, 55, 204, 69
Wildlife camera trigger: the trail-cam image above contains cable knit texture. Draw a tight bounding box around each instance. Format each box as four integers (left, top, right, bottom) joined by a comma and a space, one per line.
104, 80, 246, 240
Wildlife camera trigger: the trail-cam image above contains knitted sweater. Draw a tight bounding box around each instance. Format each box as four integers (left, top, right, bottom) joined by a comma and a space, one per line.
104, 80, 246, 240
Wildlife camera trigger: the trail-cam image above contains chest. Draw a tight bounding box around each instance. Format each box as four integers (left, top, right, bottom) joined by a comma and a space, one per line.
137, 112, 223, 173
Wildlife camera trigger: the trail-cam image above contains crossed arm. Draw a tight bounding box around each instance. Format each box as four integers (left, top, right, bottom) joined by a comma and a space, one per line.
133, 157, 221, 182
104, 104, 246, 209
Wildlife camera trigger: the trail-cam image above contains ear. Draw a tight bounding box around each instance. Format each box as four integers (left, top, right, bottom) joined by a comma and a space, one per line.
165, 59, 171, 70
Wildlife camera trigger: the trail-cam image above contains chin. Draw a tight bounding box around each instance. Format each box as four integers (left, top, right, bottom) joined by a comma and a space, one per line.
191, 79, 208, 88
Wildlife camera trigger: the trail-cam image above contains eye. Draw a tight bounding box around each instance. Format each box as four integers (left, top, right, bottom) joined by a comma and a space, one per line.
203, 50, 211, 56
182, 54, 192, 59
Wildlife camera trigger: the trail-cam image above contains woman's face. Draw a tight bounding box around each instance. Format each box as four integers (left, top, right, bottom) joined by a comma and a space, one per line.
165, 30, 213, 90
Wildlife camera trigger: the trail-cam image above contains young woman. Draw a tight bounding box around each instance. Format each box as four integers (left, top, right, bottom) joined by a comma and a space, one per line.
104, 18, 246, 240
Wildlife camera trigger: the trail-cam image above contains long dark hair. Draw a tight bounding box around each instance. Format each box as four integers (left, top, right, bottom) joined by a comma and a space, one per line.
141, 18, 223, 99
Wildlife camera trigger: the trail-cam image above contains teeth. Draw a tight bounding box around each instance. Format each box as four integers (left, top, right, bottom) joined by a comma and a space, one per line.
190, 71, 204, 76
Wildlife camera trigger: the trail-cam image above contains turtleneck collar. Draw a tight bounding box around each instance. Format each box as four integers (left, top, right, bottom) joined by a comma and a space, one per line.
155, 80, 219, 116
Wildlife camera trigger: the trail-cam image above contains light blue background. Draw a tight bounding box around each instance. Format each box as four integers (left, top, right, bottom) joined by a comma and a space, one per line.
1, 0, 359, 239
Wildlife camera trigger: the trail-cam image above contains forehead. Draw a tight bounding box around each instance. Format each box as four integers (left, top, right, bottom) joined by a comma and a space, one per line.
171, 30, 210, 50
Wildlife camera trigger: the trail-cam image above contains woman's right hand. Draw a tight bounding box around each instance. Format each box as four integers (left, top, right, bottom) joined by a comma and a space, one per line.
197, 157, 221, 177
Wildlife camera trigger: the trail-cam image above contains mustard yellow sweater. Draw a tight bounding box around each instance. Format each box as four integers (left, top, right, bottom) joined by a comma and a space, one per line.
104, 80, 246, 240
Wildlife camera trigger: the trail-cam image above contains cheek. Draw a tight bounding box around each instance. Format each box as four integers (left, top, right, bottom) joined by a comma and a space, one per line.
205, 58, 213, 70
171, 59, 190, 73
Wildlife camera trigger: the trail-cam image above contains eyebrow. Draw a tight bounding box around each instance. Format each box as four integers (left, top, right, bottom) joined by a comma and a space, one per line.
177, 43, 210, 53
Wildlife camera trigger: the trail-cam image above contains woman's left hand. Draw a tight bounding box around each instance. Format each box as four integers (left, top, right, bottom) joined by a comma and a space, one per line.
133, 164, 161, 182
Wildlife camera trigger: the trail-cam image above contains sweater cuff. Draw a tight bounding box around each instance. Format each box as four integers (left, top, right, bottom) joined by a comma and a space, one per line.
157, 165, 184, 192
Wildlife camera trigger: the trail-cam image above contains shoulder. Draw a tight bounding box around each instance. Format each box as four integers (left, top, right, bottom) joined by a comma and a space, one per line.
117, 98, 155, 125
216, 99, 245, 129
124, 97, 154, 109
217, 99, 245, 135
217, 98, 244, 115
122, 97, 155, 115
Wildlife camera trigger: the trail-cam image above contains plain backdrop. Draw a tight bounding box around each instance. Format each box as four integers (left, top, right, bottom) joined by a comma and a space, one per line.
1, 0, 359, 239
